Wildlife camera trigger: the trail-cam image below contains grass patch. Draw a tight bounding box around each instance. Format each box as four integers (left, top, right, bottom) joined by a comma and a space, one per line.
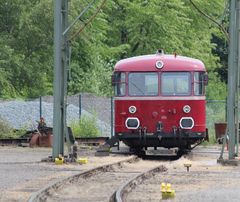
203, 102, 226, 145
0, 119, 13, 138
0, 119, 26, 138
201, 132, 217, 146
70, 115, 100, 138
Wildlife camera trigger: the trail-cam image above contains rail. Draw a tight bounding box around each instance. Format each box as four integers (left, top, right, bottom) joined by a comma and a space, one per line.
0, 136, 109, 146
112, 165, 167, 202
28, 156, 138, 202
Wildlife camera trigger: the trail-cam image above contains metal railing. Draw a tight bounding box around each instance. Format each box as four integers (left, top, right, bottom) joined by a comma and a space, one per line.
0, 96, 228, 140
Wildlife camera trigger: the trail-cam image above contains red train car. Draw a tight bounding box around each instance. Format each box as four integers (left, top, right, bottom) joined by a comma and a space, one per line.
112, 50, 208, 153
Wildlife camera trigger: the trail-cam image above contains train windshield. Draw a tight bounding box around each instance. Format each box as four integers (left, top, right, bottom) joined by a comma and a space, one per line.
129, 72, 158, 96
114, 72, 126, 96
161, 72, 191, 96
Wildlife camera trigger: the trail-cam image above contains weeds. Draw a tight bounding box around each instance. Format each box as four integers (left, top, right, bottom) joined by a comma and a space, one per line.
70, 115, 100, 138
0, 118, 26, 138
204, 102, 226, 145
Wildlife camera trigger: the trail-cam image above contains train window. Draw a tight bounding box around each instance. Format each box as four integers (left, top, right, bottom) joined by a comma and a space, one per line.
161, 72, 191, 96
194, 72, 205, 95
129, 73, 158, 96
114, 72, 126, 96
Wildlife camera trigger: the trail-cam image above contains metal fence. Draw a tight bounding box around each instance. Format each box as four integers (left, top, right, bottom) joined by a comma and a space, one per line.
0, 94, 112, 137
0, 95, 227, 139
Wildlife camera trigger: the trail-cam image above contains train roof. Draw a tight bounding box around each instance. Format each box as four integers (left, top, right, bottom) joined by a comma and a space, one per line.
114, 54, 206, 72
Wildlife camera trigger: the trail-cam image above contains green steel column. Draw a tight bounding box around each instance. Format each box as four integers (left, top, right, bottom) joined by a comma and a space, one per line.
53, 0, 64, 158
62, 0, 71, 152
236, 0, 240, 156
228, 0, 237, 159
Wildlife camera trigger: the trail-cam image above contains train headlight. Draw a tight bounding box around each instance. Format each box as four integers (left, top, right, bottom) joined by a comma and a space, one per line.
129, 106, 137, 114
180, 117, 194, 129
183, 105, 191, 113
125, 117, 140, 129
155, 60, 164, 69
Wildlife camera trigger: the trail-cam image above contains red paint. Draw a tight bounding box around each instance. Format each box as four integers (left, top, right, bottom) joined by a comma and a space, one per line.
115, 54, 205, 72
115, 99, 206, 133
114, 54, 207, 138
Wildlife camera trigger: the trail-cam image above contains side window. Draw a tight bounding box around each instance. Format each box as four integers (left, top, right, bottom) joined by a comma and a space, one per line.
194, 72, 205, 95
114, 72, 126, 96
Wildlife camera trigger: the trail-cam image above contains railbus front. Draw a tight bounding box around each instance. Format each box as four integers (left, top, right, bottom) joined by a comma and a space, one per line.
112, 53, 208, 152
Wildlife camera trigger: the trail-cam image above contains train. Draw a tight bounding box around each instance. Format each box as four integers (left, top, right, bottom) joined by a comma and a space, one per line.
112, 50, 208, 153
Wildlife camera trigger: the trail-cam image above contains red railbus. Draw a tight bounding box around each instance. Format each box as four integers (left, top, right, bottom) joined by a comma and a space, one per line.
112, 51, 208, 153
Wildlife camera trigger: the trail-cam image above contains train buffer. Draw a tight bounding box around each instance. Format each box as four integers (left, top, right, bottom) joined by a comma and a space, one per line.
95, 136, 119, 156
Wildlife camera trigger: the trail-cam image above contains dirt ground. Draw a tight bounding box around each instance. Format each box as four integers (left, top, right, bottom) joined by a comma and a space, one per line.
46, 158, 163, 202
0, 146, 131, 202
0, 145, 239, 202
127, 146, 240, 202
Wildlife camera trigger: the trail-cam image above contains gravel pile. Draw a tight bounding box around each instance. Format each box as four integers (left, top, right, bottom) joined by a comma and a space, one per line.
0, 95, 111, 136
39, 94, 112, 124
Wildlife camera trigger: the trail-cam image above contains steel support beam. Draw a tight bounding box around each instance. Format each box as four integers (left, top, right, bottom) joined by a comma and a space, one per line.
228, 0, 239, 159
235, 0, 240, 156
51, 0, 104, 159
62, 0, 70, 153
53, 0, 69, 158
53, 0, 63, 158
52, 0, 99, 158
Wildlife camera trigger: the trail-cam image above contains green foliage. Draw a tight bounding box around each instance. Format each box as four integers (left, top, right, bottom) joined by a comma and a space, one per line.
0, 118, 25, 138
202, 134, 216, 146
206, 72, 227, 99
0, 0, 228, 99
0, 0, 53, 98
0, 119, 12, 138
70, 115, 100, 138
206, 101, 226, 145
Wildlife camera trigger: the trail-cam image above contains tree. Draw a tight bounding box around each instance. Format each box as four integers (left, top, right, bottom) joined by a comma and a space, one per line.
0, 0, 228, 99
105, 0, 227, 99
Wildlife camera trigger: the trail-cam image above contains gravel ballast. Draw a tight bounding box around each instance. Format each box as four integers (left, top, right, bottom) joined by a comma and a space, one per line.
0, 94, 111, 136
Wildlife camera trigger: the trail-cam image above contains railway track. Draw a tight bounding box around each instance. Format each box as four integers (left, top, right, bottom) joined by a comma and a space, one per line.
28, 156, 167, 202
112, 164, 167, 202
0, 137, 29, 146
0, 136, 108, 146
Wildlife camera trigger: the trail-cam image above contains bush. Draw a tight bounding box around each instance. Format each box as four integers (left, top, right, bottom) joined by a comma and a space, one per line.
0, 118, 27, 139
0, 119, 15, 138
70, 115, 100, 138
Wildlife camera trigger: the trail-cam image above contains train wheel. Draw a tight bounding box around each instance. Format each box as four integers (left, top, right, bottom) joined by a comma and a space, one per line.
132, 147, 145, 156
177, 147, 190, 157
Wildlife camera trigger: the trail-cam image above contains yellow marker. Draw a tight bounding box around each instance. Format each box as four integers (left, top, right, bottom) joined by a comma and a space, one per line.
166, 183, 171, 191
77, 158, 88, 164
55, 157, 64, 165
161, 183, 166, 192
161, 182, 175, 199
